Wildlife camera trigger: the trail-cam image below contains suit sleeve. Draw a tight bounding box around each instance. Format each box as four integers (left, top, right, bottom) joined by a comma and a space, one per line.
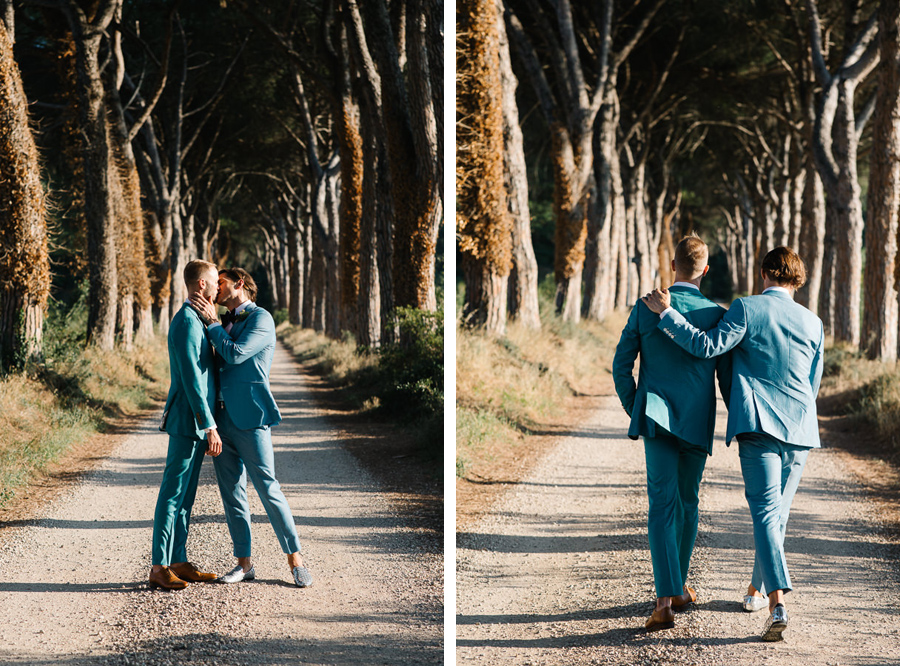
208, 310, 274, 365
612, 303, 641, 417
172, 317, 215, 430
715, 348, 733, 409
658, 298, 748, 359
810, 322, 825, 398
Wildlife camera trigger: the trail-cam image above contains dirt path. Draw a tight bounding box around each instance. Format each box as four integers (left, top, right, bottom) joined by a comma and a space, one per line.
0, 344, 442, 666
456, 389, 900, 665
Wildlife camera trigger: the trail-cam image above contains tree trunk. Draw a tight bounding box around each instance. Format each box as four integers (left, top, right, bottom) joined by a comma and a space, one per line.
550, 122, 588, 322
807, 0, 878, 345
64, 2, 120, 350
361, 0, 439, 311
0, 20, 49, 368
863, 0, 900, 360
583, 98, 618, 320
819, 213, 837, 335
457, 0, 512, 335
337, 53, 363, 338
302, 198, 315, 329
797, 159, 826, 312
498, 0, 539, 329
828, 82, 865, 345
287, 225, 303, 326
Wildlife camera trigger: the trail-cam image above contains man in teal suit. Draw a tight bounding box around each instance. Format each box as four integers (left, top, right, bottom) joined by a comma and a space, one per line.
190, 267, 312, 588
643, 246, 824, 642
150, 259, 222, 590
613, 234, 731, 632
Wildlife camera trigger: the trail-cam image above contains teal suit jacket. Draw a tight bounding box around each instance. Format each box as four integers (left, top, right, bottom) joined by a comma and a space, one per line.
207, 302, 282, 430
613, 285, 731, 454
658, 289, 824, 448
161, 304, 216, 439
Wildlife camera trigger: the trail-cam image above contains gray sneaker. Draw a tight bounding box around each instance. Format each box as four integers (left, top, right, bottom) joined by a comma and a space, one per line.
743, 594, 768, 612
761, 604, 788, 641
218, 565, 255, 584
292, 566, 313, 588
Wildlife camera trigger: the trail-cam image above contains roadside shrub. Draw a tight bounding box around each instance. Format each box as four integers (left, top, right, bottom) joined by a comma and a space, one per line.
277, 306, 444, 462
852, 372, 900, 450
377, 307, 443, 422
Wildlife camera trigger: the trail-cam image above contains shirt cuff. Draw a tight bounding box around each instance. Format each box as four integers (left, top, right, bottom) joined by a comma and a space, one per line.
208, 322, 222, 329
204, 426, 217, 433
659, 306, 675, 319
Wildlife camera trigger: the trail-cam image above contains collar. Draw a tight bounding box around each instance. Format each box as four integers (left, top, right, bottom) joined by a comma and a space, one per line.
233, 300, 253, 315
671, 281, 701, 291
762, 286, 792, 296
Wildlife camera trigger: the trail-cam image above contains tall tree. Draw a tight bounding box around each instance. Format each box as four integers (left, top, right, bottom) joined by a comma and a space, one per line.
457, 0, 512, 334
59, 0, 120, 349
807, 0, 879, 345
0, 13, 49, 367
862, 0, 900, 360
497, 0, 539, 329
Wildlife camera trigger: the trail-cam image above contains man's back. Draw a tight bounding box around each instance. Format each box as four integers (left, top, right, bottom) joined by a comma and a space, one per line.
613, 286, 729, 453
162, 304, 216, 439
723, 290, 824, 447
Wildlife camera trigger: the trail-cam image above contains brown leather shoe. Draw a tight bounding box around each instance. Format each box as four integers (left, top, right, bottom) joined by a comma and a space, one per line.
169, 561, 217, 583
672, 586, 697, 608
149, 567, 188, 590
645, 606, 675, 631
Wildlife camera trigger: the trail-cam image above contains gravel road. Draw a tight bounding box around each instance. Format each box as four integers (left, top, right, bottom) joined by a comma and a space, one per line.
0, 344, 442, 666
456, 391, 900, 665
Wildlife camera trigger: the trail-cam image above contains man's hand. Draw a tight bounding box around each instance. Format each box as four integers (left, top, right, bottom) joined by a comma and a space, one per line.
642, 288, 671, 314
206, 428, 222, 457
188, 291, 219, 326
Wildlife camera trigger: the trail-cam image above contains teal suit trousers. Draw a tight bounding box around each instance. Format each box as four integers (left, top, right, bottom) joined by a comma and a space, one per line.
738, 433, 809, 595
644, 432, 708, 598
213, 404, 302, 557
151, 434, 206, 566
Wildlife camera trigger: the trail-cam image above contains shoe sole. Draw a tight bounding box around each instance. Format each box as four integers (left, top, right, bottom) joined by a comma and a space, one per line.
761, 621, 787, 642
148, 581, 186, 591
645, 621, 675, 632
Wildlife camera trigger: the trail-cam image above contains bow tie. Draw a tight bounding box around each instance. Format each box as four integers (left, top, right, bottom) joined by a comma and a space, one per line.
221, 310, 237, 326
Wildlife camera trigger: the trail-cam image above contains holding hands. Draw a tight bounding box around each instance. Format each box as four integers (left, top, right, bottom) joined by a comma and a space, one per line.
642, 288, 671, 315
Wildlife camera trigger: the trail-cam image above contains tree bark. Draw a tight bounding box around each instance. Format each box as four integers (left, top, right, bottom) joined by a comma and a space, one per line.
862, 0, 900, 360
62, 0, 121, 350
497, 0, 539, 329
796, 160, 826, 312
457, 0, 512, 335
0, 20, 49, 368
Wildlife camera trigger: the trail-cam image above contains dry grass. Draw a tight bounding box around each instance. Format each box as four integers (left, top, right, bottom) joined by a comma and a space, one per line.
277, 324, 378, 383
456, 309, 626, 477
0, 335, 168, 508
819, 340, 900, 451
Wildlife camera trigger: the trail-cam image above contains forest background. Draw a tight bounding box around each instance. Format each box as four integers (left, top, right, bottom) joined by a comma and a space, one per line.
0, 0, 444, 509
456, 0, 900, 479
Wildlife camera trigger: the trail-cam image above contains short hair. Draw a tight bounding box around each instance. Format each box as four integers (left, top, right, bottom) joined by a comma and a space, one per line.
673, 233, 708, 279
762, 246, 807, 289
219, 267, 258, 301
183, 259, 217, 286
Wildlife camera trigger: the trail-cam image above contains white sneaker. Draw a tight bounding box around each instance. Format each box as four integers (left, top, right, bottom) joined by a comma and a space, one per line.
218, 565, 255, 584
742, 594, 768, 612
